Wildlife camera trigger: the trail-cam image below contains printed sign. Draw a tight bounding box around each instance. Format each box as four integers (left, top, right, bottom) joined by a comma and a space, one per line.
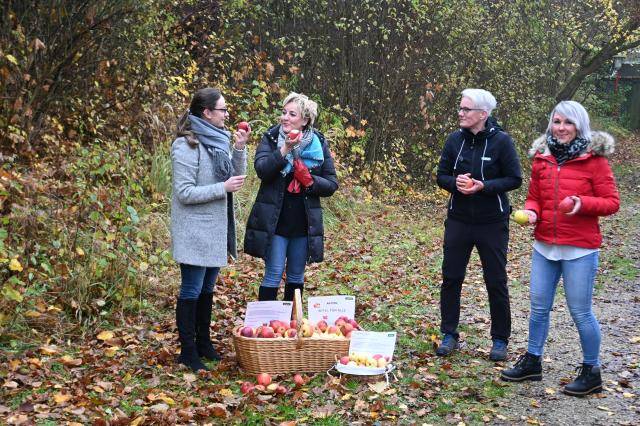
348, 331, 397, 360
243, 301, 293, 328
307, 295, 355, 325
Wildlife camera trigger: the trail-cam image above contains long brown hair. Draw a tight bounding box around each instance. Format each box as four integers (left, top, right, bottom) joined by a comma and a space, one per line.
176, 88, 223, 147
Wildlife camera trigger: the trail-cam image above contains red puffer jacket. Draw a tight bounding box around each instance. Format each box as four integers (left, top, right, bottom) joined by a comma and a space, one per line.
524, 132, 619, 248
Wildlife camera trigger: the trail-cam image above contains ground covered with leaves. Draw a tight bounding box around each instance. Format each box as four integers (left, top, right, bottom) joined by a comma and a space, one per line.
1, 136, 639, 425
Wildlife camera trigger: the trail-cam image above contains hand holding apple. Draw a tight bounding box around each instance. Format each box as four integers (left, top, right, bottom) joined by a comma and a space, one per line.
559, 196, 581, 215
233, 122, 251, 150
513, 209, 536, 225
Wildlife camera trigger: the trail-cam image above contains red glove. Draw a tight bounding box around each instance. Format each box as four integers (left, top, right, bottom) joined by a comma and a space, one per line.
293, 159, 314, 188
287, 177, 302, 193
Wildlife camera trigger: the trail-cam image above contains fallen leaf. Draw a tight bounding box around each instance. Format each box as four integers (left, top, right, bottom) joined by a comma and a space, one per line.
368, 381, 388, 394
3, 380, 18, 389
59, 355, 83, 367
96, 330, 114, 341
218, 388, 233, 397
39, 345, 58, 355
150, 403, 169, 413
53, 393, 72, 404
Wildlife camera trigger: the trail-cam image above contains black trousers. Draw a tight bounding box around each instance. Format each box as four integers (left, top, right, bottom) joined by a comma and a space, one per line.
440, 218, 511, 342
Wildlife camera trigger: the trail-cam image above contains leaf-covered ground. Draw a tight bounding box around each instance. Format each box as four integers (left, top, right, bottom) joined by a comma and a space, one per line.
1, 135, 639, 425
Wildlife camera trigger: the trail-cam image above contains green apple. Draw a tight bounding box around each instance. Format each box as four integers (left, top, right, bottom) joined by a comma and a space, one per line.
513, 210, 530, 225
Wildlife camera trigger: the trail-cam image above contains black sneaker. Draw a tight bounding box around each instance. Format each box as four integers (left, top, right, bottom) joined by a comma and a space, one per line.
435, 334, 459, 356
501, 352, 542, 382
489, 339, 508, 361
562, 364, 602, 396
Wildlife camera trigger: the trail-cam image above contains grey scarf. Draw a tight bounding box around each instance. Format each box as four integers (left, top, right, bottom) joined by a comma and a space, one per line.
189, 114, 233, 181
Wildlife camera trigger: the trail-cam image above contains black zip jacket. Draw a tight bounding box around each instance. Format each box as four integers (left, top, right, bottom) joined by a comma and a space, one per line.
436, 117, 522, 224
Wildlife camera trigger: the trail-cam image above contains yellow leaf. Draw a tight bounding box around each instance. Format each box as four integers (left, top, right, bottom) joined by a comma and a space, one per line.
53, 393, 72, 404
104, 346, 120, 357
5, 54, 18, 65
623, 392, 634, 398
97, 330, 114, 341
24, 310, 41, 318
159, 395, 175, 405
218, 388, 233, 397
138, 262, 149, 272
130, 417, 145, 426
9, 258, 23, 271
59, 355, 82, 367
76, 247, 85, 256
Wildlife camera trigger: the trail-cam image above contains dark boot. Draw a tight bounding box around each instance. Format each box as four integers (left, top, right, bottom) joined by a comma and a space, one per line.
195, 292, 221, 361
563, 364, 602, 396
501, 352, 542, 382
176, 298, 208, 372
435, 334, 459, 356
489, 339, 508, 361
258, 286, 279, 301
283, 282, 304, 301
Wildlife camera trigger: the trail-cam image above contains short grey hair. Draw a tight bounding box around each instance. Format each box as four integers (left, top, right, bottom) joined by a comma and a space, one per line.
461, 88, 497, 115
283, 92, 318, 128
546, 100, 591, 140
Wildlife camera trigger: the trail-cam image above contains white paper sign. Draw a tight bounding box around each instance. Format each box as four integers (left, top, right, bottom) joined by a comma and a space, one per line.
243, 301, 293, 328
307, 295, 355, 325
349, 331, 397, 360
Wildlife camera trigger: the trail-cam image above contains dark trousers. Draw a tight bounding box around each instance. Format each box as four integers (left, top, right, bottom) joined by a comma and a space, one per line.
440, 218, 511, 342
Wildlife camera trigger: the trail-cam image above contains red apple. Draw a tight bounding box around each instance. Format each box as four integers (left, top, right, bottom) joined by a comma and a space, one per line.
288, 129, 301, 141
339, 356, 350, 365
289, 320, 298, 330
293, 374, 305, 386
348, 319, 360, 330
240, 381, 254, 394
240, 326, 254, 337
257, 373, 272, 386
558, 196, 575, 213
259, 326, 275, 338
316, 320, 328, 333
300, 323, 314, 337
335, 318, 346, 327
285, 329, 297, 338
276, 385, 287, 394
237, 121, 249, 132
340, 323, 354, 336
465, 179, 474, 189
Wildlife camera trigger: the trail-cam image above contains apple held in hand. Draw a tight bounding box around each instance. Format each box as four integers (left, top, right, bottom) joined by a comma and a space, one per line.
465, 178, 474, 189
513, 210, 530, 225
288, 129, 301, 141
237, 121, 249, 132
558, 196, 575, 213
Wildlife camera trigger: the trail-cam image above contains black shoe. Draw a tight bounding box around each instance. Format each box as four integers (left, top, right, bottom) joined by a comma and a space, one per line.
258, 286, 279, 301
436, 334, 459, 356
176, 298, 208, 372
283, 282, 304, 301
195, 292, 221, 361
501, 352, 542, 382
563, 364, 602, 396
489, 339, 508, 362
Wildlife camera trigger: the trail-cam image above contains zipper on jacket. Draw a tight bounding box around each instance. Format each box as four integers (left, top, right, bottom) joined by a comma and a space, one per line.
553, 164, 560, 244
470, 135, 477, 221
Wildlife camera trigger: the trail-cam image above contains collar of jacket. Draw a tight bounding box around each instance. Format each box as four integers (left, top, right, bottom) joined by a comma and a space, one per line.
460, 116, 503, 141
528, 131, 615, 159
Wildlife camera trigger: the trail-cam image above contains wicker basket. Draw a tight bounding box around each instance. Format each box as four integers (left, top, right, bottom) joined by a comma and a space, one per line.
233, 289, 350, 374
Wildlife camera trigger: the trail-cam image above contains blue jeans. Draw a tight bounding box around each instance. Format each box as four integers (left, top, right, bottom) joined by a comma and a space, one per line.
262, 235, 308, 287
179, 263, 219, 299
527, 249, 600, 365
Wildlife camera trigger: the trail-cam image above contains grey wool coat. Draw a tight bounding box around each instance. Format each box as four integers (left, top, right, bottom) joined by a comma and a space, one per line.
170, 136, 247, 267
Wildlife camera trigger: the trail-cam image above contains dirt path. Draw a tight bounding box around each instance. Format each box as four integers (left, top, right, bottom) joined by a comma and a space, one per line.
459, 139, 640, 425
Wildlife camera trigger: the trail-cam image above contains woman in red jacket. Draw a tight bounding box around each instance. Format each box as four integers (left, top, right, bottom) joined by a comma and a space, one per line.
501, 101, 619, 396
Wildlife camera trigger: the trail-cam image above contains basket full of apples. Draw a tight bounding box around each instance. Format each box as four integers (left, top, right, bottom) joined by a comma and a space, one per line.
232, 290, 361, 374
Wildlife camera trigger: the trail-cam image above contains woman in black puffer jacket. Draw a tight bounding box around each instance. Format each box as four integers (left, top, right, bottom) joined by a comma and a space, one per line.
244, 92, 338, 301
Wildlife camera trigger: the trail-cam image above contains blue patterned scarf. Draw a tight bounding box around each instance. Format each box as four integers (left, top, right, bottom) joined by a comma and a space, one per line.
546, 134, 589, 165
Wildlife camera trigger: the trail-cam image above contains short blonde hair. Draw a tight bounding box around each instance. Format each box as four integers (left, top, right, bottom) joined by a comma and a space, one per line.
283, 92, 318, 128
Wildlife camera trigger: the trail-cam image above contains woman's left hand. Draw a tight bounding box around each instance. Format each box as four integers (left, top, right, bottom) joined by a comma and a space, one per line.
566, 195, 582, 215
233, 125, 251, 150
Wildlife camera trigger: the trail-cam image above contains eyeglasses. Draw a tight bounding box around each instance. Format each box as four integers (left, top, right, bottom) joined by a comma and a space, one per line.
458, 107, 484, 114
210, 107, 229, 113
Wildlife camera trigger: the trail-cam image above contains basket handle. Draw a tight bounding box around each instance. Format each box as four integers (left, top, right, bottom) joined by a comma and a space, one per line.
293, 288, 304, 349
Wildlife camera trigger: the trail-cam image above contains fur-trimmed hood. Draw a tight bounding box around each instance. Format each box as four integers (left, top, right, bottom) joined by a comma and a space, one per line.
528, 131, 615, 158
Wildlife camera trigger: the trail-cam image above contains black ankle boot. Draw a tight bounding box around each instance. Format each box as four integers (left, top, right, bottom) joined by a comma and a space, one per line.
258, 286, 279, 301
195, 292, 221, 361
283, 282, 304, 301
501, 352, 542, 382
176, 298, 208, 372
563, 364, 602, 396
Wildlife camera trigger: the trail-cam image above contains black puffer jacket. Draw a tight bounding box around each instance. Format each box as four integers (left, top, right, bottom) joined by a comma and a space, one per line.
436, 117, 522, 224
244, 125, 338, 262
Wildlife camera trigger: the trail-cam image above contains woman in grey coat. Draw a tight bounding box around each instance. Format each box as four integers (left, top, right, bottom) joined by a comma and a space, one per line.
171, 87, 249, 372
